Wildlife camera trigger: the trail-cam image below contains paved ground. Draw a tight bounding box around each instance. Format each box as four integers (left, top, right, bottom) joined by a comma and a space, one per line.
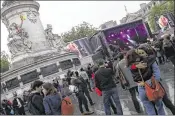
72, 62, 175, 115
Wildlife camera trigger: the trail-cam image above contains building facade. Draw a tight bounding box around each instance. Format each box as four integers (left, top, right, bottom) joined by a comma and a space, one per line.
120, 1, 169, 24
120, 0, 174, 33
99, 20, 117, 30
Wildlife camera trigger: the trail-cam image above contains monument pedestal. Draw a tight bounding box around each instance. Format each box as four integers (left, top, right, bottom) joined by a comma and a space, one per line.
1, 52, 81, 100
1, 1, 81, 100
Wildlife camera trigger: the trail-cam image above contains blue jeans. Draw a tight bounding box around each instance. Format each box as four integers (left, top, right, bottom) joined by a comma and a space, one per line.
102, 87, 123, 115
138, 79, 165, 115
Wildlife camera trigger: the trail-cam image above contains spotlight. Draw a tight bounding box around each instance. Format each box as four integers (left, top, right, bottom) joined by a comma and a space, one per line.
126, 42, 129, 45
111, 34, 114, 37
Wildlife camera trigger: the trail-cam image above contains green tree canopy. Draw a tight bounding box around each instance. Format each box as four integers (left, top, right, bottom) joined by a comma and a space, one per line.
0, 51, 10, 73
61, 22, 98, 42
148, 1, 174, 32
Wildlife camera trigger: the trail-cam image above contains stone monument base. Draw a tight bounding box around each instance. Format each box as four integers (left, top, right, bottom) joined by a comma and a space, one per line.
1, 52, 81, 100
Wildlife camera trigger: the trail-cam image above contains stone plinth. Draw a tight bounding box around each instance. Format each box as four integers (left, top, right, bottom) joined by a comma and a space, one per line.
1, 52, 81, 100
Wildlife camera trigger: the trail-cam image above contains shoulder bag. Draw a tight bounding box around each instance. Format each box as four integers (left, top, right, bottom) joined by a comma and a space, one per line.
138, 69, 165, 102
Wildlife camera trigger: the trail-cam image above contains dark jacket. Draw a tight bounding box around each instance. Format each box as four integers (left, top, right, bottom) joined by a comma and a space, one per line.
95, 67, 116, 91
71, 78, 85, 93
86, 69, 93, 79
43, 93, 62, 115
12, 97, 24, 109
28, 92, 45, 115
130, 55, 156, 82
164, 46, 175, 58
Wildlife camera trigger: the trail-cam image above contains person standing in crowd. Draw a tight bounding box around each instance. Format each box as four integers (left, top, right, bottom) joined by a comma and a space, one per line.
71, 77, 94, 115
113, 52, 142, 114
53, 79, 62, 92
86, 66, 93, 92
75, 71, 95, 106
139, 43, 175, 114
42, 82, 62, 115
79, 68, 89, 84
125, 48, 165, 115
61, 78, 72, 97
23, 90, 30, 104
66, 70, 72, 85
12, 93, 26, 115
28, 80, 45, 115
93, 64, 118, 114
1, 99, 13, 115
95, 59, 123, 115
79, 67, 94, 90
162, 34, 175, 66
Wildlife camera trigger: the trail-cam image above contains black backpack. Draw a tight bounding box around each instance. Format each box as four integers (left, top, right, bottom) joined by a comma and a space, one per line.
27, 94, 44, 115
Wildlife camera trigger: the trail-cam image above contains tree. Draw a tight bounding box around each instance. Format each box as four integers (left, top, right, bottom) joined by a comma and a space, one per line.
61, 22, 98, 42
0, 51, 10, 73
148, 1, 174, 32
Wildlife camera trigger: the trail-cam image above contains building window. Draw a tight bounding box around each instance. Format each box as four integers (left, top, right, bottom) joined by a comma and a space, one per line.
72, 58, 81, 66
59, 60, 73, 70
6, 78, 20, 90
40, 64, 59, 77
21, 70, 39, 84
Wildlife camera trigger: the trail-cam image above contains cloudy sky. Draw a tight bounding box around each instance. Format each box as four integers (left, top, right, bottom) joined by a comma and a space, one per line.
1, 1, 150, 55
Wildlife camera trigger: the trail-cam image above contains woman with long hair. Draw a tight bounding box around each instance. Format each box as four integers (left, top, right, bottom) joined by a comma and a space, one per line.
125, 48, 165, 115
42, 83, 62, 115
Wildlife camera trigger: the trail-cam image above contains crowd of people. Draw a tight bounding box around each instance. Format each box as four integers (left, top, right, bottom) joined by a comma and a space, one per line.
0, 34, 174, 115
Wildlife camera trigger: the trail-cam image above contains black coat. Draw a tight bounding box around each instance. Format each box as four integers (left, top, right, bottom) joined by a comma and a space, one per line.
95, 67, 116, 91
130, 55, 156, 82
13, 97, 24, 109
28, 92, 45, 115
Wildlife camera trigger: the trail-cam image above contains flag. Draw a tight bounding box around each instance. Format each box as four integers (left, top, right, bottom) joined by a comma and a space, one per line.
20, 14, 26, 21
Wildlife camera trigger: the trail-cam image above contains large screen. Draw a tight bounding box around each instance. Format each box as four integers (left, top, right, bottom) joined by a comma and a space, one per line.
103, 20, 148, 47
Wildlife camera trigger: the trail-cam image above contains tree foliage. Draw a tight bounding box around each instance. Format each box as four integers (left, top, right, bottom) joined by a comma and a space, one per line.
148, 1, 174, 32
61, 22, 98, 42
0, 51, 10, 73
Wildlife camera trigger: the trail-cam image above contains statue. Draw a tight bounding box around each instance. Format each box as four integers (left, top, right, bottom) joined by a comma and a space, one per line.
2, 1, 18, 7
45, 24, 66, 51
27, 9, 37, 23
1, 16, 9, 28
7, 23, 32, 56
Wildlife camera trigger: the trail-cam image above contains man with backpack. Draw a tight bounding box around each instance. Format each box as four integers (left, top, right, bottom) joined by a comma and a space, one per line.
75, 71, 95, 106
27, 80, 45, 115
71, 74, 94, 115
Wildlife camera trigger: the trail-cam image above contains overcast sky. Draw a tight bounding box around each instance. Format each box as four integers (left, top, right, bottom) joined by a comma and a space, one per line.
1, 1, 150, 55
